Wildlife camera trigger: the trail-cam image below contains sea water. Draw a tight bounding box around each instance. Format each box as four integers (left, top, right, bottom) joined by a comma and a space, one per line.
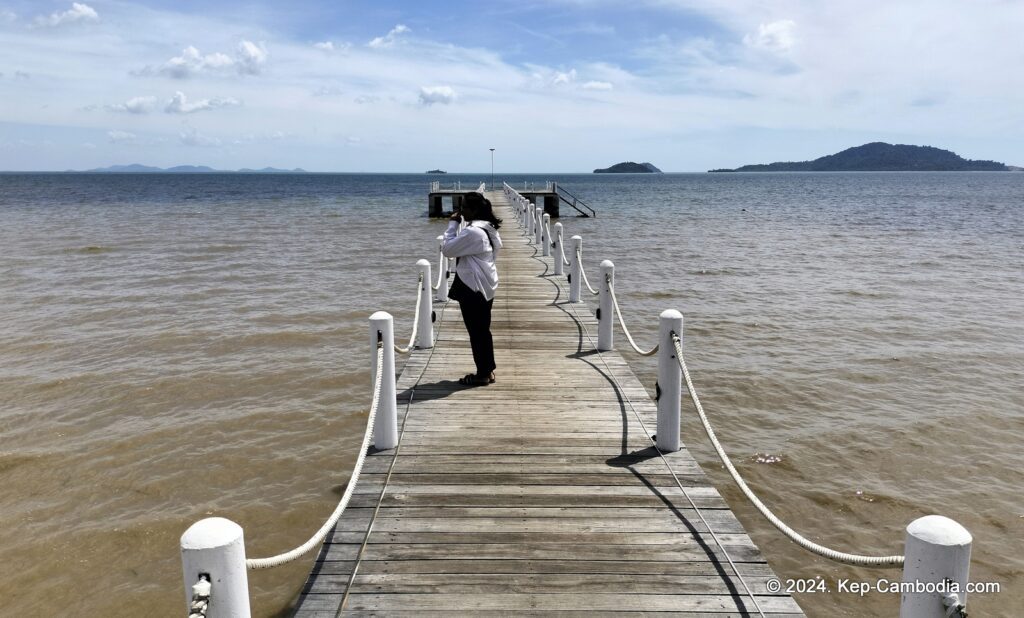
0, 172, 1021, 616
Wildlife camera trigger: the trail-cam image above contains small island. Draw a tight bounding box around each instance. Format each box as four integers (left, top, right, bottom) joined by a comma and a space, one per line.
710, 142, 1007, 172
594, 162, 662, 173
426, 169, 447, 174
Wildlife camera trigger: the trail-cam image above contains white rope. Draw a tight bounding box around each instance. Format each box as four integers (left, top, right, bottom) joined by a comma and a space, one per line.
186, 575, 211, 618
671, 334, 905, 568
394, 273, 424, 354
558, 235, 570, 266
246, 344, 386, 569
431, 255, 444, 291
556, 277, 766, 618
607, 283, 658, 356
575, 249, 600, 296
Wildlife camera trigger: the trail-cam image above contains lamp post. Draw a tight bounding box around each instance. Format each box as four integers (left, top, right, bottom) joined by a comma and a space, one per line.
489, 148, 495, 189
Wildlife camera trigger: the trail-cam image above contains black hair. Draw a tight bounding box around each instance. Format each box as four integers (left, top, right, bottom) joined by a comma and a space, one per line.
462, 192, 502, 230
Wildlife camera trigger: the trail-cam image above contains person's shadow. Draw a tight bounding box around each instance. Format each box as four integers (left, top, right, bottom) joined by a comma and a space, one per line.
397, 379, 463, 402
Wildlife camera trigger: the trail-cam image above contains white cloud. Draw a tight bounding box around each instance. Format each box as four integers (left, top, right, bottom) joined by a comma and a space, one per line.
369, 24, 410, 48
107, 130, 138, 144
179, 128, 221, 147
34, 2, 98, 28
418, 85, 457, 106
155, 46, 231, 78
165, 91, 241, 114
147, 41, 267, 78
236, 40, 268, 75
582, 80, 613, 91
1, 9, 16, 23
107, 96, 158, 114
744, 20, 797, 54
314, 41, 351, 54
232, 131, 291, 145
313, 85, 345, 97
552, 69, 577, 86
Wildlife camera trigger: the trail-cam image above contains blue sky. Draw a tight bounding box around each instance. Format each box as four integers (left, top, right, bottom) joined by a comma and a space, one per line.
1, 0, 1022, 171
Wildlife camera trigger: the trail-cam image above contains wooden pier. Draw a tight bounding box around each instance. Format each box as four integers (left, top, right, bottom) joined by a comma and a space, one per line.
293, 190, 803, 615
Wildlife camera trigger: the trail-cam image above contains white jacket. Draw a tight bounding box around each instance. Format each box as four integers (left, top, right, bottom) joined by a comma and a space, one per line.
441, 220, 502, 300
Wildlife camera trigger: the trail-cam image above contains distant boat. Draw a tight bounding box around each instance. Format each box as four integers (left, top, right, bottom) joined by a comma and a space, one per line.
426, 169, 447, 174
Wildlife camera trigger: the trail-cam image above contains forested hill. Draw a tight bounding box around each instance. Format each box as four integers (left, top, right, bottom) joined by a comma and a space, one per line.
710, 143, 1007, 172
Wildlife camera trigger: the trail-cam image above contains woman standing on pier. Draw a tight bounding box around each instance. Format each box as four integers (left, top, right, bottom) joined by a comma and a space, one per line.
442, 192, 503, 386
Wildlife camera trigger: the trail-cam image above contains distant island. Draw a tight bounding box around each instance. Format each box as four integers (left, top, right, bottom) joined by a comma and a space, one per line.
594, 162, 662, 173
79, 164, 308, 173
426, 169, 447, 174
710, 143, 1008, 172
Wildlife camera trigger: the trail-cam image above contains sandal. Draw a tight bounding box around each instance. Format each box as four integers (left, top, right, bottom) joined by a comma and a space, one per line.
458, 373, 494, 386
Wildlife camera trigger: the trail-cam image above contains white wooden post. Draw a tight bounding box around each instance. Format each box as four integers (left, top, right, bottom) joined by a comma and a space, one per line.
598, 260, 614, 351
553, 223, 564, 276
180, 517, 251, 618
657, 310, 683, 452
569, 235, 582, 303
416, 259, 433, 348
534, 207, 543, 245
436, 236, 449, 302
369, 311, 398, 449
542, 214, 551, 257
900, 516, 972, 618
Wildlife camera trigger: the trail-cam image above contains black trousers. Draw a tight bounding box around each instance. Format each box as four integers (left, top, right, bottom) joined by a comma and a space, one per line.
457, 287, 496, 376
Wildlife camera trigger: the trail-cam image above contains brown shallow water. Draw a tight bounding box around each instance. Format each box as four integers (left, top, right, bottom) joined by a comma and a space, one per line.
0, 172, 1021, 616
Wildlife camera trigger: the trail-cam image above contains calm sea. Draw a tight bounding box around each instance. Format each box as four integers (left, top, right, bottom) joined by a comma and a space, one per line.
0, 172, 1021, 616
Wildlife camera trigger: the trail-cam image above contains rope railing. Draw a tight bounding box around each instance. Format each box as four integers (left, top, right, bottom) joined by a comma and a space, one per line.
394, 273, 424, 354
670, 334, 905, 568
503, 180, 930, 576
607, 281, 658, 356
246, 343, 386, 570
576, 249, 600, 296
507, 184, 968, 614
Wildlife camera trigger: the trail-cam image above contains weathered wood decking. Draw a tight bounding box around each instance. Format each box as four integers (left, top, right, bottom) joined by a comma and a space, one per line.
293, 191, 803, 616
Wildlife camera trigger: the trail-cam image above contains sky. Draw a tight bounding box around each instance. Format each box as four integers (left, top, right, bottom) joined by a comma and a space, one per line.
1, 0, 1022, 172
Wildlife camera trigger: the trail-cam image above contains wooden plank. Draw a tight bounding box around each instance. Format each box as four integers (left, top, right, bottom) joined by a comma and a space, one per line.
301, 592, 803, 613
306, 572, 781, 595
316, 542, 766, 563
305, 559, 778, 576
